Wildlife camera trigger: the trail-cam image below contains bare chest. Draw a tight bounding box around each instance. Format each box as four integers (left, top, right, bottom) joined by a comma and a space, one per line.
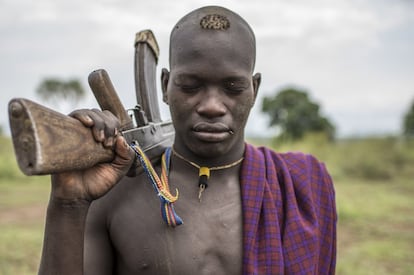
109, 173, 243, 275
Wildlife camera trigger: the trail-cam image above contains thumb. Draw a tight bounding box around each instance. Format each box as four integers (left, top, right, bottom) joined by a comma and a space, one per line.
112, 136, 135, 174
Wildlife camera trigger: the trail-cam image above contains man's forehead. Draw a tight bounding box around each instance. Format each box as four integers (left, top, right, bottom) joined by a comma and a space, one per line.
171, 6, 254, 39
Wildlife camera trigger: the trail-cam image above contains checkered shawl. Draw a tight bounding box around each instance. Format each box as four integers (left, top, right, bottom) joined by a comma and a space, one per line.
241, 144, 337, 274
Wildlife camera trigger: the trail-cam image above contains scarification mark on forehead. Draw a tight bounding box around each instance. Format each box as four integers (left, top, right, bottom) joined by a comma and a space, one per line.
200, 14, 230, 30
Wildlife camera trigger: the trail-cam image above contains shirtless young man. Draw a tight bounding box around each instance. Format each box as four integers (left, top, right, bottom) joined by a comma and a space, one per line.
38, 6, 336, 275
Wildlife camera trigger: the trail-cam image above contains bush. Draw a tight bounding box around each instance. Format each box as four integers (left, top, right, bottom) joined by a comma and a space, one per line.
339, 137, 414, 181
266, 135, 414, 182
0, 136, 26, 180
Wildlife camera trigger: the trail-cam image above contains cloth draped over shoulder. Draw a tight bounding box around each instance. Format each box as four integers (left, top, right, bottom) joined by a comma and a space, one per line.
240, 143, 337, 275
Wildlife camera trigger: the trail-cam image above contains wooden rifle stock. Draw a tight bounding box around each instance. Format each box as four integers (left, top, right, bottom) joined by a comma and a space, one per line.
9, 98, 114, 175
8, 70, 128, 175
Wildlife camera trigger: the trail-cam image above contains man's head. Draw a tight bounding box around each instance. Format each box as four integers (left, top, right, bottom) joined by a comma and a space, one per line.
161, 6, 261, 161
168, 6, 257, 72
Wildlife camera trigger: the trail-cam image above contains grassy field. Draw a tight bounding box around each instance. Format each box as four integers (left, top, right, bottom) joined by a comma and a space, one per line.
1, 135, 413, 274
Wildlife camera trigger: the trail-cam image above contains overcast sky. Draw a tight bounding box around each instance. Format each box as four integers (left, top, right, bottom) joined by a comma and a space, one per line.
1, 0, 413, 137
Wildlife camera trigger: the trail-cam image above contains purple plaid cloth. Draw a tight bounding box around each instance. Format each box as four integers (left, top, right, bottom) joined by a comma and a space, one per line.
241, 144, 337, 274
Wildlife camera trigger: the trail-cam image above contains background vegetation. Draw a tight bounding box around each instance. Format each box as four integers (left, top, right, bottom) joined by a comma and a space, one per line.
262, 87, 336, 140
35, 78, 85, 115
1, 132, 414, 274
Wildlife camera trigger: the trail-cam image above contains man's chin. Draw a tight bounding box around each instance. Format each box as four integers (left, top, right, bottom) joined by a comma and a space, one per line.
187, 139, 235, 159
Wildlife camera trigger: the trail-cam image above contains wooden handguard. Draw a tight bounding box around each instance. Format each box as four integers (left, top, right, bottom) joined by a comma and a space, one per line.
88, 69, 134, 131
8, 98, 114, 175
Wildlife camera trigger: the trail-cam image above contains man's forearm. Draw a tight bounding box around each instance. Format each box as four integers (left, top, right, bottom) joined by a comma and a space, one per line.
38, 198, 90, 275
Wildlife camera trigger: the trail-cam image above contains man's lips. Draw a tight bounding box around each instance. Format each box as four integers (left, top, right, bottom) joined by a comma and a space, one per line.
192, 122, 233, 142
193, 122, 231, 132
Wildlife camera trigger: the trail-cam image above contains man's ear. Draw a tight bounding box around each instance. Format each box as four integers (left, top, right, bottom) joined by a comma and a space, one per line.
252, 72, 261, 103
161, 68, 170, 104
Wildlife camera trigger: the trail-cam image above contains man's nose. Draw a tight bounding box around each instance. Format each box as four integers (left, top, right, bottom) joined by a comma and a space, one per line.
196, 87, 226, 118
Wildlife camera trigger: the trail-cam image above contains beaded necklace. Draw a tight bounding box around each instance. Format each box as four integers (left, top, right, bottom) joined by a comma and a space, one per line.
172, 148, 244, 202
130, 143, 183, 227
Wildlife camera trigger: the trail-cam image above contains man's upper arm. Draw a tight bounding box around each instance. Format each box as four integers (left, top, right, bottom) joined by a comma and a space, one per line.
84, 200, 114, 275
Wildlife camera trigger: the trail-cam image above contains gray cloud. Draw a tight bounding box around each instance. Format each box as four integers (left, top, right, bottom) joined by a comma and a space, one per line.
1, 0, 413, 137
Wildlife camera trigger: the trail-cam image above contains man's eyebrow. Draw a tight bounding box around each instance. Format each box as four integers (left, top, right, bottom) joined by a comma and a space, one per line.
173, 74, 201, 82
173, 74, 250, 84
175, 73, 198, 78
223, 76, 250, 83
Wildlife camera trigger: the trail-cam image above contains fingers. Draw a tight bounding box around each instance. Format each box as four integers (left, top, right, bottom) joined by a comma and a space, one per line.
70, 109, 120, 147
69, 109, 94, 127
90, 110, 121, 147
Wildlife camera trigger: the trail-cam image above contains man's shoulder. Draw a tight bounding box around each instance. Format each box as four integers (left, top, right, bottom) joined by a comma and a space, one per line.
245, 143, 332, 186
246, 143, 324, 169
245, 143, 335, 212
278, 150, 326, 173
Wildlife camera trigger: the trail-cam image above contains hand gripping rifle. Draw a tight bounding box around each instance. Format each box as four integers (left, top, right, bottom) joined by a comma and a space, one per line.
8, 30, 174, 175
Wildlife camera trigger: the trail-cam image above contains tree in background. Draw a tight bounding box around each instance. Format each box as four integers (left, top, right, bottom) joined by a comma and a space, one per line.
403, 99, 414, 137
262, 87, 335, 140
36, 78, 85, 113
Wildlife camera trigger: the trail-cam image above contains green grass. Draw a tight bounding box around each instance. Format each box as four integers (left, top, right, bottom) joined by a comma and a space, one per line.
1, 135, 414, 274
0, 226, 45, 275
335, 178, 414, 275
0, 179, 49, 275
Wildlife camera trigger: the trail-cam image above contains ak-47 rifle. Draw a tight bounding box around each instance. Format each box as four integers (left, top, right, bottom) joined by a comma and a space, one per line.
8, 30, 174, 176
